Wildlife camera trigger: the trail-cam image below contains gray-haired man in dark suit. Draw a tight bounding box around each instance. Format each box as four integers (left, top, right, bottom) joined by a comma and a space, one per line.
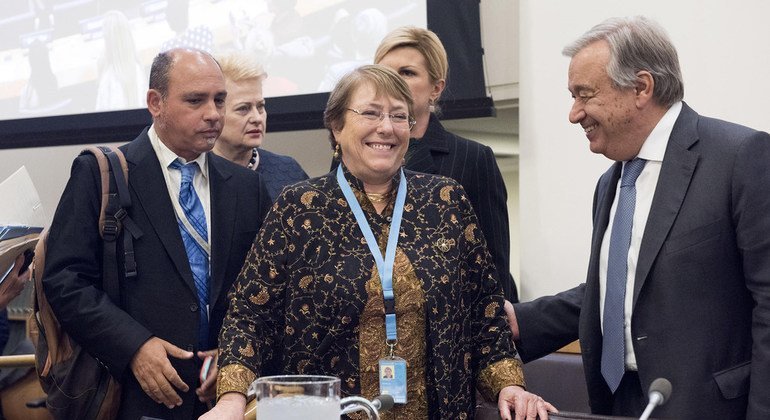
508, 16, 770, 420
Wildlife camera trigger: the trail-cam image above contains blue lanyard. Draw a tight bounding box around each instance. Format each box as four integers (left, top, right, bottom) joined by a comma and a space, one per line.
336, 165, 407, 342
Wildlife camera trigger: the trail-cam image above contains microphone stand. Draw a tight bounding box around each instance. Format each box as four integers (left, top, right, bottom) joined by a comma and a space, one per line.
639, 378, 671, 420
639, 393, 662, 420
340, 396, 382, 419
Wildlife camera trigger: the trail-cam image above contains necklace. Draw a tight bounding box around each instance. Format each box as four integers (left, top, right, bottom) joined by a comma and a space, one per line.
246, 148, 258, 169
366, 191, 392, 203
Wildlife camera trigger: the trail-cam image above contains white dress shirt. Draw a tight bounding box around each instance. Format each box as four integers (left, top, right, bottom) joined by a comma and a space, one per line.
148, 125, 212, 239
599, 101, 682, 370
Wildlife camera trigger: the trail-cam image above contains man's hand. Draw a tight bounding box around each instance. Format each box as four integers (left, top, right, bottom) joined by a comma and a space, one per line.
198, 392, 246, 420
130, 337, 194, 408
504, 299, 520, 340
196, 349, 218, 403
498, 385, 557, 420
0, 253, 31, 309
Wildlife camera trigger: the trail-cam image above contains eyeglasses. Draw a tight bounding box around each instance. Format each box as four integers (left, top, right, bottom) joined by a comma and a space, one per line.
347, 108, 416, 130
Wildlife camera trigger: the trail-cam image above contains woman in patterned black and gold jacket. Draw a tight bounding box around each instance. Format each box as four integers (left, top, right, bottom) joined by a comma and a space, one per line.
202, 65, 556, 420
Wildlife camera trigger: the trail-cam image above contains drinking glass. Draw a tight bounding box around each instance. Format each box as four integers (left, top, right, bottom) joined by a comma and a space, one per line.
254, 375, 341, 420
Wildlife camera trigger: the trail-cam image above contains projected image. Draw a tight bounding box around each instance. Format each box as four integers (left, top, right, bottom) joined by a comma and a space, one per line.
0, 0, 426, 121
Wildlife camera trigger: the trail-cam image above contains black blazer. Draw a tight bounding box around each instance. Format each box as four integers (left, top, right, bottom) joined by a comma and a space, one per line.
43, 129, 271, 420
255, 148, 309, 202
515, 103, 770, 419
405, 114, 518, 302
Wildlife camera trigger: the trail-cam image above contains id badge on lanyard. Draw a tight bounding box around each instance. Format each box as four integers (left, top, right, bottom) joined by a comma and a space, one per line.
379, 356, 407, 403
337, 166, 408, 404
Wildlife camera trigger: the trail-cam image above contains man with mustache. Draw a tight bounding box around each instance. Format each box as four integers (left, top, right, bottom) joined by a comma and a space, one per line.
43, 48, 270, 419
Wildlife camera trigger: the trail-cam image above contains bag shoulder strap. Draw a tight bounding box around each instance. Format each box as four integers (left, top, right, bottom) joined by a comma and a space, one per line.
78, 146, 128, 235
79, 146, 112, 238
78, 146, 141, 303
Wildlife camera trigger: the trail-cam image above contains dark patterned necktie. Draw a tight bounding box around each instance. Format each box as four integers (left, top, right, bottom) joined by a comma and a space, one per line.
601, 158, 646, 393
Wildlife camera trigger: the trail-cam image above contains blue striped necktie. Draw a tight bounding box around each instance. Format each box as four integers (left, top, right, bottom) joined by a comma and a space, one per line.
601, 158, 646, 393
169, 159, 210, 349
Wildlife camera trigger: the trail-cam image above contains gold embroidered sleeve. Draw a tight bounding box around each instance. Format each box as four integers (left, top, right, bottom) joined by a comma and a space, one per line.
477, 358, 526, 402
217, 363, 257, 401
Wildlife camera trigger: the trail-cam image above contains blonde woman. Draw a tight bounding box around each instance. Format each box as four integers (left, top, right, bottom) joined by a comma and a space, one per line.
95, 10, 146, 111
213, 52, 308, 201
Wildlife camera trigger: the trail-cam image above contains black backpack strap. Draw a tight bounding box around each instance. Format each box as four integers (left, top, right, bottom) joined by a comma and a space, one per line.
82, 146, 144, 304
99, 149, 123, 303
99, 147, 143, 282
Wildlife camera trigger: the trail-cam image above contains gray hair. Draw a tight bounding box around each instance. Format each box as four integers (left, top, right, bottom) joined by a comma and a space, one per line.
563, 16, 684, 107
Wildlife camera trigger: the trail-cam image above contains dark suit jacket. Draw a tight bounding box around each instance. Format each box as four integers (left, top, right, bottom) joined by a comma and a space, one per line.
43, 129, 270, 420
255, 148, 308, 202
405, 114, 518, 302
515, 103, 770, 419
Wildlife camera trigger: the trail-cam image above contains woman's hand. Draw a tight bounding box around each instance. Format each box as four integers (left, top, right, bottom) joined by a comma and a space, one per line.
498, 385, 557, 420
198, 392, 246, 420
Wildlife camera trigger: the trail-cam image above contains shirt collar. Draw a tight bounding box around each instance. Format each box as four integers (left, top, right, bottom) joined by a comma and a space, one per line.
636, 101, 683, 163
339, 162, 401, 216
339, 162, 401, 193
149, 124, 209, 179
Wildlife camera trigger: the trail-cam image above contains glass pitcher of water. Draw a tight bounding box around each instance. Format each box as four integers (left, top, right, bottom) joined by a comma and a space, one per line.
247, 375, 384, 420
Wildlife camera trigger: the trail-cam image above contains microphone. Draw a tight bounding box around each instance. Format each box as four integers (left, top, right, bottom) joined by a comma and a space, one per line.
639, 378, 672, 420
340, 394, 395, 418
373, 394, 395, 412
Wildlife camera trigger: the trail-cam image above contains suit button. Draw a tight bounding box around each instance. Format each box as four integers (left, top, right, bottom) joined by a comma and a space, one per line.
190, 303, 199, 312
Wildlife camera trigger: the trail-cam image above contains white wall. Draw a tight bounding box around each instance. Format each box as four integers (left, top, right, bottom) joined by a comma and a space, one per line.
518, 0, 770, 300
480, 0, 518, 101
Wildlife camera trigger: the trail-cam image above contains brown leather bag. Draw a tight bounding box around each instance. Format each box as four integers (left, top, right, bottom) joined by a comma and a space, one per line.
30, 146, 140, 420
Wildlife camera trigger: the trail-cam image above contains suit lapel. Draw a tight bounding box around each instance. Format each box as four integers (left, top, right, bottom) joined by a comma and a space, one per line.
632, 104, 700, 307
585, 163, 621, 336
124, 131, 198, 297
404, 114, 450, 175
207, 154, 236, 306
405, 138, 439, 174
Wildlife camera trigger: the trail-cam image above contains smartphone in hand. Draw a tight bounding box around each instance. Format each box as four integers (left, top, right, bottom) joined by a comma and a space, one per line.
199, 355, 213, 383
1, 249, 34, 285
19, 249, 34, 275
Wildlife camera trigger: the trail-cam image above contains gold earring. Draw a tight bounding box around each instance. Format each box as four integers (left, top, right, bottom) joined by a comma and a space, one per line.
333, 144, 340, 159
